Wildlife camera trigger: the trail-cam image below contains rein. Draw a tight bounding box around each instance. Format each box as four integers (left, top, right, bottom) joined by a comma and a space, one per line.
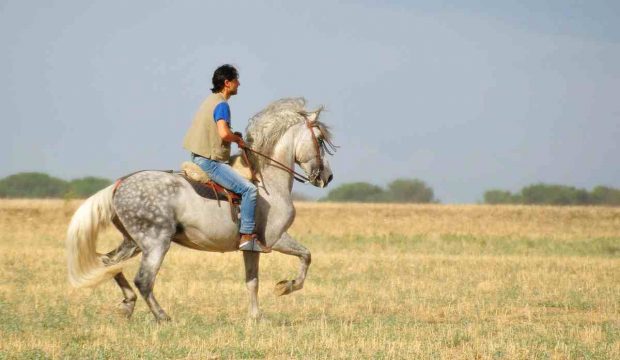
241, 120, 327, 184
242, 146, 311, 183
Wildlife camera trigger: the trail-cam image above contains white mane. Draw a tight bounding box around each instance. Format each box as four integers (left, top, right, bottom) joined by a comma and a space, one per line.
245, 98, 332, 168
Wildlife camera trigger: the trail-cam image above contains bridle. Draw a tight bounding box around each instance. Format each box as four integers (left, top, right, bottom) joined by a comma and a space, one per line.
305, 119, 324, 183
241, 120, 337, 184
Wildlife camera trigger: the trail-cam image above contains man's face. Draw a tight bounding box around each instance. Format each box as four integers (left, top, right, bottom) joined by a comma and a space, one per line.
225, 78, 240, 95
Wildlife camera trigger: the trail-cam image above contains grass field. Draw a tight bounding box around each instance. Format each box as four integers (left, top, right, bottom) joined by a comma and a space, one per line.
0, 200, 619, 359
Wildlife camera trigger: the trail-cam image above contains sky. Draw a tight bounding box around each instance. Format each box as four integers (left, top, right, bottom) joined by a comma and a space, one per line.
1, 0, 619, 203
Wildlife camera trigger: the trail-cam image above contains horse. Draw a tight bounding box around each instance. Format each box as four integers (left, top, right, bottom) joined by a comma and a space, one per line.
65, 98, 335, 321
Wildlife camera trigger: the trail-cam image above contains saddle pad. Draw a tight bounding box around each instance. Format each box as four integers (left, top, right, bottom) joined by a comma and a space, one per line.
179, 173, 241, 205
181, 161, 211, 182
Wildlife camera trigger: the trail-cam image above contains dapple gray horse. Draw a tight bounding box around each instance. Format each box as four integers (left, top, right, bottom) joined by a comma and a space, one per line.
66, 98, 334, 321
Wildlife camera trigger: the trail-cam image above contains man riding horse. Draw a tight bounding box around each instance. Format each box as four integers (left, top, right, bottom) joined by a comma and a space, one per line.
66, 65, 337, 321
182, 64, 264, 252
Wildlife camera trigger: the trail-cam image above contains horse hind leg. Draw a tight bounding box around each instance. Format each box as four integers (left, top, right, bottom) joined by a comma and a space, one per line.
271, 233, 311, 296
101, 218, 142, 318
102, 239, 141, 318
113, 272, 138, 318
109, 215, 174, 322
111, 171, 179, 321
132, 231, 173, 322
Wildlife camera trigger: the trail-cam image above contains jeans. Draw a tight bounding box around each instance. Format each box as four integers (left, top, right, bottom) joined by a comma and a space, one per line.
191, 154, 257, 234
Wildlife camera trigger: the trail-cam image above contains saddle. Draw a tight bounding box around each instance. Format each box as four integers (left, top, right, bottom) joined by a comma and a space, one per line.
180, 155, 256, 222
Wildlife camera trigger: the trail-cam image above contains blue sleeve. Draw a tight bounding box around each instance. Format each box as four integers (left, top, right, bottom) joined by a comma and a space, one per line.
213, 102, 231, 125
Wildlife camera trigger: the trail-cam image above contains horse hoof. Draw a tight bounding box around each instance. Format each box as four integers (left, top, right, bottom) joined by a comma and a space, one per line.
274, 280, 294, 296
117, 300, 136, 319
248, 310, 261, 321
156, 313, 172, 323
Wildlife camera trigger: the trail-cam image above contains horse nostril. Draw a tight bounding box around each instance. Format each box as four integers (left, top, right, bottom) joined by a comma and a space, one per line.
327, 174, 333, 184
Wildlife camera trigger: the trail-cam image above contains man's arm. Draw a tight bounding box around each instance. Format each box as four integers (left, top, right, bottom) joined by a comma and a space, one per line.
216, 120, 245, 147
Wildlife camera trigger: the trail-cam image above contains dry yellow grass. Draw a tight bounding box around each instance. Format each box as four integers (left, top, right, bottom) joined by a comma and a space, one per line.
0, 200, 619, 359
291, 202, 620, 239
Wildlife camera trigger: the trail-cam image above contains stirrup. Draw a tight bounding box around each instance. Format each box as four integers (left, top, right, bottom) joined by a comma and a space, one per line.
239, 235, 268, 253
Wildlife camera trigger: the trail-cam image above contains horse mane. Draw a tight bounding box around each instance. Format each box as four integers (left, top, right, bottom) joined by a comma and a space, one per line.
245, 97, 333, 168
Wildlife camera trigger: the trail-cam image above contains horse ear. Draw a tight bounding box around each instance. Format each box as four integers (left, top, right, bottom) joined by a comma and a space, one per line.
306, 107, 324, 123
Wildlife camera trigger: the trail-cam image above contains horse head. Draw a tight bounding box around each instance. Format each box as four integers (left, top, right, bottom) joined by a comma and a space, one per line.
245, 98, 337, 189
296, 108, 335, 188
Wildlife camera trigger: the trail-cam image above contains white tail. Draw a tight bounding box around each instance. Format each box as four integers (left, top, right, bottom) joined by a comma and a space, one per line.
66, 184, 124, 287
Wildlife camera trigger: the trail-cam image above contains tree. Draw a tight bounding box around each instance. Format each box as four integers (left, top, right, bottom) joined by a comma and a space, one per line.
384, 178, 435, 203
521, 183, 589, 205
321, 182, 385, 202
483, 190, 521, 204
67, 177, 113, 198
483, 184, 620, 206
0, 172, 69, 198
0, 173, 114, 198
590, 186, 620, 206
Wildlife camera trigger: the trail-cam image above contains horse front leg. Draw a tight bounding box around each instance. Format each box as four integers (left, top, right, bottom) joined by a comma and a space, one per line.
271, 232, 311, 296
243, 251, 261, 319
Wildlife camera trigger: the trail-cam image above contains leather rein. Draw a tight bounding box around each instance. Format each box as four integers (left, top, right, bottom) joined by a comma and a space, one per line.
241, 120, 327, 184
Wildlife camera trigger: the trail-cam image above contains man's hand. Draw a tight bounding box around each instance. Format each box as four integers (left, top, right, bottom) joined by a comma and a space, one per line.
234, 132, 245, 148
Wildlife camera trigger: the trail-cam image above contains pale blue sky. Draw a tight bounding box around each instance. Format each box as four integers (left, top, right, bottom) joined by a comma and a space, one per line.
1, 1, 619, 202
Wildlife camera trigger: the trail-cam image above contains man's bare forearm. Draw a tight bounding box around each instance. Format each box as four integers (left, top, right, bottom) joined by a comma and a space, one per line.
217, 120, 243, 145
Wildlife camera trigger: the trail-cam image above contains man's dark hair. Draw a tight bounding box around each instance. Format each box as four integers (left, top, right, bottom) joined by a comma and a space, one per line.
211, 64, 238, 93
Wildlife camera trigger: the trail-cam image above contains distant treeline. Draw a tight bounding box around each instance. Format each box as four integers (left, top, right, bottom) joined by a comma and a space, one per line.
321, 178, 437, 203
2, 172, 619, 206
322, 179, 620, 206
484, 184, 620, 206
0, 172, 112, 199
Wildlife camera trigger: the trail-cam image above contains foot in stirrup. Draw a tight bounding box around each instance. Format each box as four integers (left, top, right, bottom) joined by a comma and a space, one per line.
239, 233, 268, 253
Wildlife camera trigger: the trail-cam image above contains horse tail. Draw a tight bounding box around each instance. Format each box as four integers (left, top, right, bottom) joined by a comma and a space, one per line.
66, 184, 123, 287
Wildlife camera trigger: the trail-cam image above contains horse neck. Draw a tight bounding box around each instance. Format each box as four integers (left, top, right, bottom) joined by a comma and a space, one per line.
256, 129, 296, 198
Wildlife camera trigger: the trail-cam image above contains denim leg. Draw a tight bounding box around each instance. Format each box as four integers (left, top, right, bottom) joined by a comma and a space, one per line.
192, 155, 257, 234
